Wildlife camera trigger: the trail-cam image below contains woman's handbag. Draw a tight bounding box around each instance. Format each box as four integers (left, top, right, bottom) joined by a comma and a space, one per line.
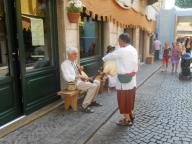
117, 74, 132, 83
67, 81, 77, 91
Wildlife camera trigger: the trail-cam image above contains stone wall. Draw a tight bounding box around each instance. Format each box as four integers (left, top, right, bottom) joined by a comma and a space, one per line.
56, 0, 153, 89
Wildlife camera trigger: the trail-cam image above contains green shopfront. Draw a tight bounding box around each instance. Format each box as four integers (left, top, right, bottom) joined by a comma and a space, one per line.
79, 13, 104, 76
0, 0, 59, 126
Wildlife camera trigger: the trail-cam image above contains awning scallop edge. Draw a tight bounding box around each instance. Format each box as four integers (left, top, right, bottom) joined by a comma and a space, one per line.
81, 0, 156, 33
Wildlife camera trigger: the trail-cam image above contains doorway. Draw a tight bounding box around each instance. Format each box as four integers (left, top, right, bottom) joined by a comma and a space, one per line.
0, 0, 59, 126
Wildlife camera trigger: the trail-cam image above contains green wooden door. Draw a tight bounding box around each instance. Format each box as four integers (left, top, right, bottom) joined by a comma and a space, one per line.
0, 0, 60, 126
0, 0, 22, 126
16, 0, 60, 114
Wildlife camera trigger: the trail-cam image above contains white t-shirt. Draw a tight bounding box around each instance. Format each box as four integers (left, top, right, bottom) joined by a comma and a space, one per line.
103, 45, 138, 90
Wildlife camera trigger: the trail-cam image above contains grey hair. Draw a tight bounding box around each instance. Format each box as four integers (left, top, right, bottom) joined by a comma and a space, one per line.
119, 33, 131, 44
66, 47, 78, 54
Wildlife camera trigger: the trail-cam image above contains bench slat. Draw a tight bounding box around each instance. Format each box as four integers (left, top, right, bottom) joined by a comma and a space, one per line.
57, 90, 79, 97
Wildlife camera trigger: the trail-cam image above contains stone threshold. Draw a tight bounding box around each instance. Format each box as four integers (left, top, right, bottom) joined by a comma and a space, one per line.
0, 99, 63, 138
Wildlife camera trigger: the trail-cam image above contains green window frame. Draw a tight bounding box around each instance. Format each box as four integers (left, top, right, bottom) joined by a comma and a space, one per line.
79, 15, 102, 59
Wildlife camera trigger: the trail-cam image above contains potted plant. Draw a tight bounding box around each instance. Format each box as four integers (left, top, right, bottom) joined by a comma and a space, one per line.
67, 0, 83, 23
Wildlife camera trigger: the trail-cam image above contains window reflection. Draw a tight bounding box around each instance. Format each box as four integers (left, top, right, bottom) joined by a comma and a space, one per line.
21, 0, 52, 71
0, 0, 9, 77
80, 17, 98, 58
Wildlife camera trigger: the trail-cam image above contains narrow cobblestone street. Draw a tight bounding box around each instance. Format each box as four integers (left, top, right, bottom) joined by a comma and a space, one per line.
87, 70, 192, 144
1, 0, 192, 144
0, 63, 160, 144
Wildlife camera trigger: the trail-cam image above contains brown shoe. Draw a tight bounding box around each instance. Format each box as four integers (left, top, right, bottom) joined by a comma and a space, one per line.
89, 101, 103, 107
81, 106, 94, 113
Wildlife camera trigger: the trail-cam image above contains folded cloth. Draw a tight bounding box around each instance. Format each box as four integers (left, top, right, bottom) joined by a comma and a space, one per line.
103, 60, 117, 76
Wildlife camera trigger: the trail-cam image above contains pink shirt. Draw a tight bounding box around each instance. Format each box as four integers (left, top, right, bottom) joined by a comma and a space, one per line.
153, 40, 161, 50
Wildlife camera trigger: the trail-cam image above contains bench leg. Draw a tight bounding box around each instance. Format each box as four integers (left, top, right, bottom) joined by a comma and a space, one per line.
64, 96, 71, 110
71, 95, 78, 111
64, 95, 78, 111
99, 80, 105, 94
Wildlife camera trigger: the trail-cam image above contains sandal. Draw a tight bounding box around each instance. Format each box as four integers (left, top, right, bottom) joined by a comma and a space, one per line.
130, 114, 135, 122
117, 118, 125, 123
116, 118, 133, 126
81, 106, 94, 113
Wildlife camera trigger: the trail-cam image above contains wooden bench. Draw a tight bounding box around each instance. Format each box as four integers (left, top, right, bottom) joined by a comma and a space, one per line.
57, 90, 80, 111
57, 73, 107, 111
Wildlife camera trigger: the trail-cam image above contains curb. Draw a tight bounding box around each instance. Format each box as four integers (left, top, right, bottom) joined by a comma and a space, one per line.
0, 100, 63, 138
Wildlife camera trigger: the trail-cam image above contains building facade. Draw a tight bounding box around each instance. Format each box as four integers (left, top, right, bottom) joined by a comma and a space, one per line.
0, 0, 157, 126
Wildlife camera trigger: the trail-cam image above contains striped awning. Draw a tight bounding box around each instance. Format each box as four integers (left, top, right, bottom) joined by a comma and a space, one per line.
81, 0, 156, 33
147, 0, 158, 5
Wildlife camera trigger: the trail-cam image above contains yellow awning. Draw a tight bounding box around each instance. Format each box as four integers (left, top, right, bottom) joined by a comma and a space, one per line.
81, 0, 156, 33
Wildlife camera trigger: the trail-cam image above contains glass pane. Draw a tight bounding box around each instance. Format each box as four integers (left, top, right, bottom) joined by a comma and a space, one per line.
80, 18, 98, 58
0, 0, 9, 77
20, 0, 52, 71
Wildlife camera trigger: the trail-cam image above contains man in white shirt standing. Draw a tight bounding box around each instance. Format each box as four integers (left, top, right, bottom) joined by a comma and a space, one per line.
61, 47, 102, 113
153, 38, 161, 60
103, 33, 138, 126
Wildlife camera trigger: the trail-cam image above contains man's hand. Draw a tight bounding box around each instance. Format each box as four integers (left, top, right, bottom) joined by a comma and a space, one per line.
80, 75, 89, 81
128, 72, 136, 77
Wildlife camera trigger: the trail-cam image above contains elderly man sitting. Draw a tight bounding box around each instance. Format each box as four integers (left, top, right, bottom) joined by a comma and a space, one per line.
61, 47, 102, 113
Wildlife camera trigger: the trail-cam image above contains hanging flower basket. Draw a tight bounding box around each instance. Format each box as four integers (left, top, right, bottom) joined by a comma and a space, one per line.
67, 12, 80, 23
66, 0, 82, 23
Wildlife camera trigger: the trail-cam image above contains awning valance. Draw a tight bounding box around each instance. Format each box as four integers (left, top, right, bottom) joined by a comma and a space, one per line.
81, 0, 156, 33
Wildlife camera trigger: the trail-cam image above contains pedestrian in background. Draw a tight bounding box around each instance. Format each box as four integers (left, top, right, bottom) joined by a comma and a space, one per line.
153, 38, 161, 61
185, 38, 191, 54
102, 33, 138, 126
161, 42, 170, 72
171, 42, 181, 73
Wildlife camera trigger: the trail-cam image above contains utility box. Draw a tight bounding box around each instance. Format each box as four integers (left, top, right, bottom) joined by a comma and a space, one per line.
146, 56, 154, 64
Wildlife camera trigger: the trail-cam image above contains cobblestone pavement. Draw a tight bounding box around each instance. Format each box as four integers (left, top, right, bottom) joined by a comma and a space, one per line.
0, 62, 160, 144
87, 69, 192, 144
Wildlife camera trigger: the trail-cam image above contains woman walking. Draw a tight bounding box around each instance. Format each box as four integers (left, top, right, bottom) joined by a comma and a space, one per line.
161, 42, 170, 72
171, 42, 181, 73
102, 33, 138, 126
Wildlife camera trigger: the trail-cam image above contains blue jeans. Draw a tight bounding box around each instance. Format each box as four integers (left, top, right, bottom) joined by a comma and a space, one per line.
155, 50, 160, 61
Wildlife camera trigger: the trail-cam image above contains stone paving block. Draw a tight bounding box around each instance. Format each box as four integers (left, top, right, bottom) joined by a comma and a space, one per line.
182, 137, 191, 142
6, 62, 190, 144
86, 67, 192, 144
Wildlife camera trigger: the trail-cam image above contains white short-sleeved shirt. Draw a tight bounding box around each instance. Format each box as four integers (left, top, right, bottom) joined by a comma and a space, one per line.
103, 45, 138, 90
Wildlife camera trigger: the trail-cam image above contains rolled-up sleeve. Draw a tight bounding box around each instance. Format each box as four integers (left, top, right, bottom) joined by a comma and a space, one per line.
102, 51, 119, 62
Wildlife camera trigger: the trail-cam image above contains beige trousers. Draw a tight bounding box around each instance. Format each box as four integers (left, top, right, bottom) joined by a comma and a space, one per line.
77, 80, 100, 108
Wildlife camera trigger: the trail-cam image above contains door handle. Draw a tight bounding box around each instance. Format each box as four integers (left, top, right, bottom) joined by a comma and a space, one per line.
12, 52, 17, 56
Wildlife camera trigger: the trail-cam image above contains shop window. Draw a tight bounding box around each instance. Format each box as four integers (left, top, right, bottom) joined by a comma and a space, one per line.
0, 0, 9, 77
80, 17, 100, 58
124, 28, 134, 45
20, 0, 52, 71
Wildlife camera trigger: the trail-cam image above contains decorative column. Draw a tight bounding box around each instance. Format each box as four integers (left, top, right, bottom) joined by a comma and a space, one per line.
57, 0, 65, 89
145, 32, 154, 64
144, 32, 150, 58
133, 27, 140, 58
103, 22, 110, 52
